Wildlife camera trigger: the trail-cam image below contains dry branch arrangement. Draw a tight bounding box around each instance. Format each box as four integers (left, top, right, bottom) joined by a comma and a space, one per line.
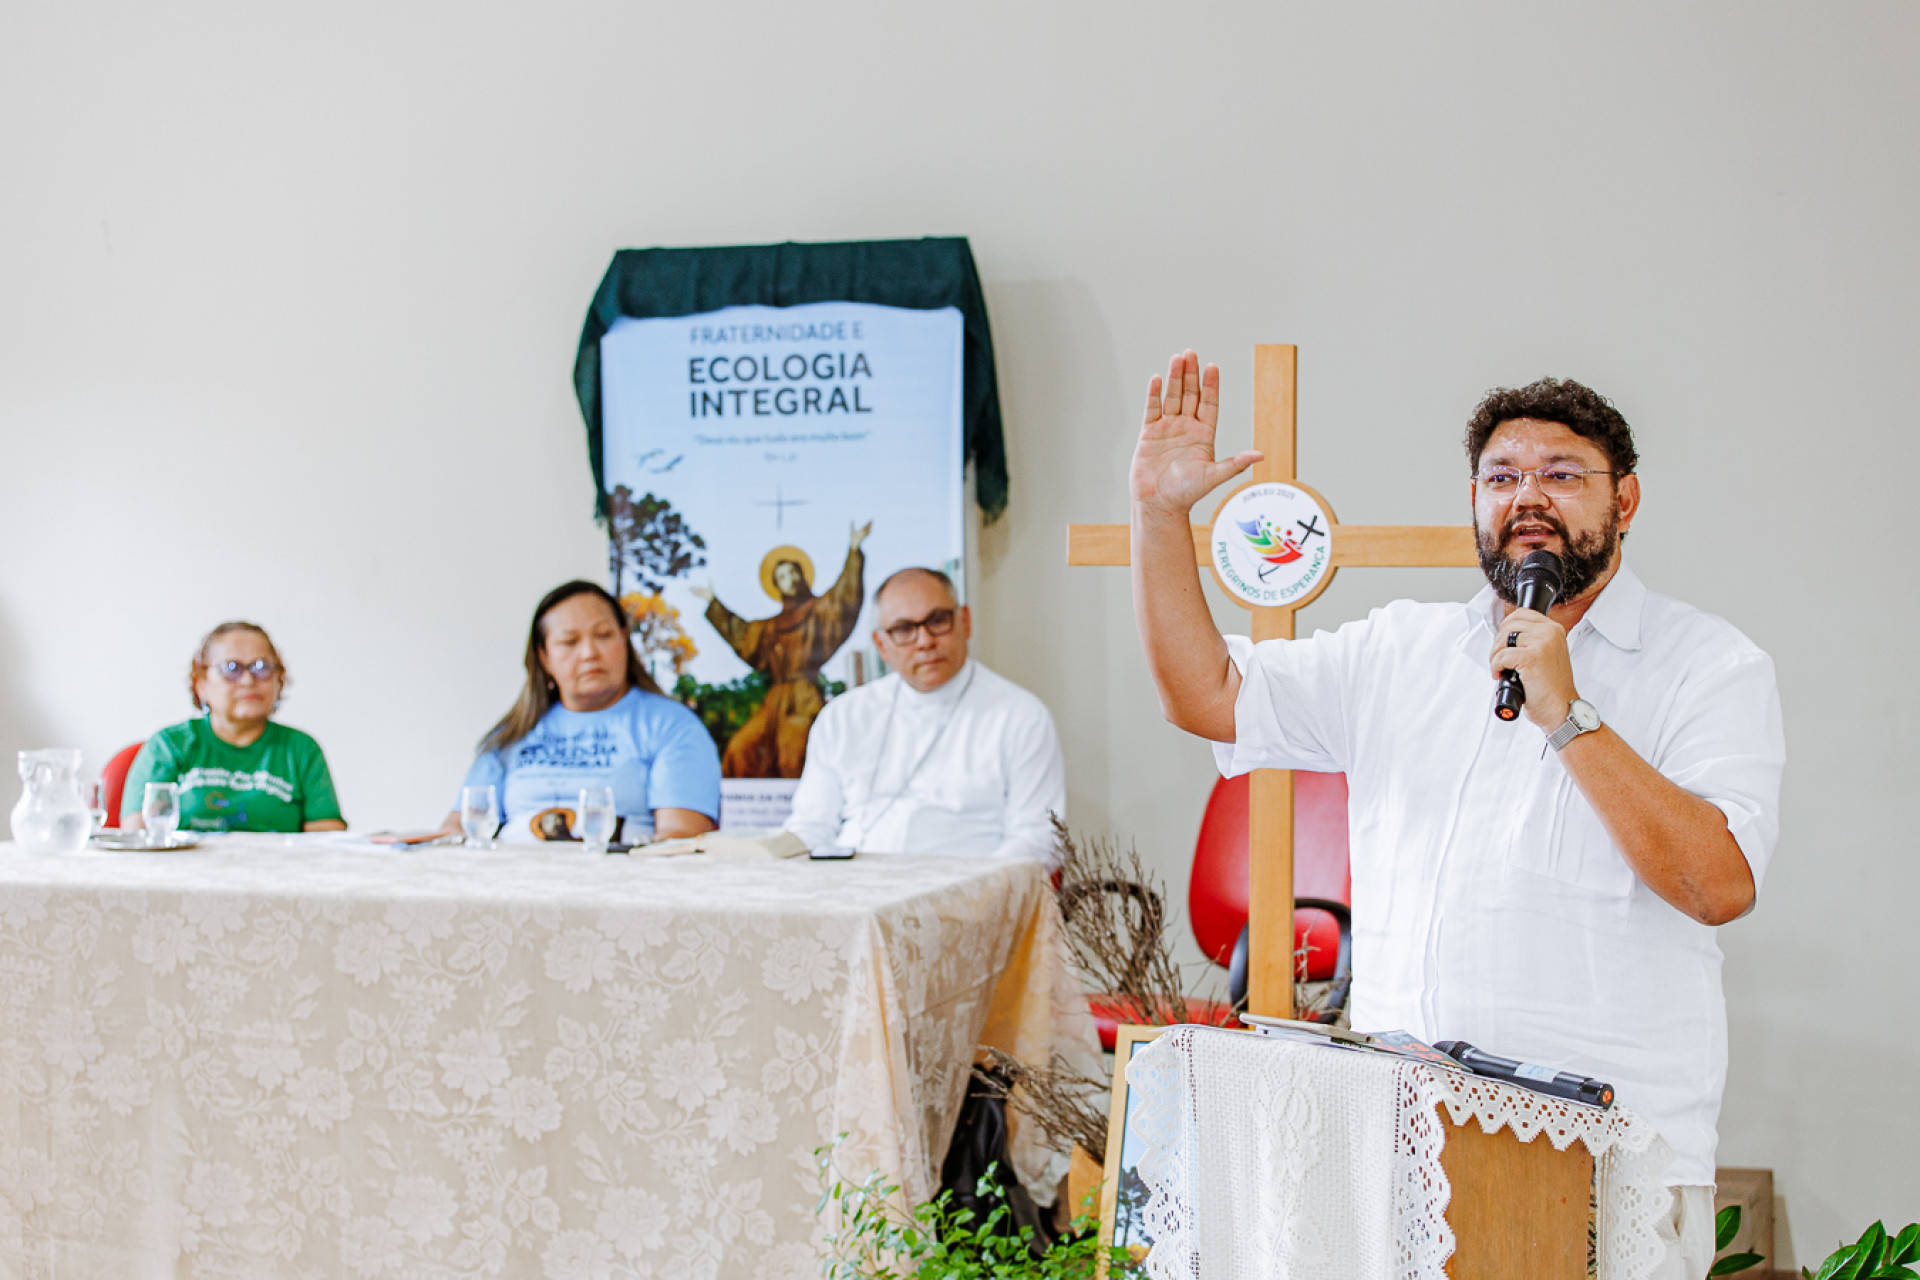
970, 1048, 1110, 1161
980, 819, 1341, 1162
1049, 816, 1217, 1029
968, 820, 1224, 1161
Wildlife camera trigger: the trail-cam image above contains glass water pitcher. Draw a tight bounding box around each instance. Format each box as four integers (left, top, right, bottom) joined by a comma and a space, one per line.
10, 748, 90, 854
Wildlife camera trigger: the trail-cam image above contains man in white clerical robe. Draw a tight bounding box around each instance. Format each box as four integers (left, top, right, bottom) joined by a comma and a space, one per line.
1130, 353, 1782, 1280
784, 566, 1066, 867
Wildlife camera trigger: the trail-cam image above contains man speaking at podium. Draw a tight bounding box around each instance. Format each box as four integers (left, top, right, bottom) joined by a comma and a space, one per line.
1130, 352, 1783, 1279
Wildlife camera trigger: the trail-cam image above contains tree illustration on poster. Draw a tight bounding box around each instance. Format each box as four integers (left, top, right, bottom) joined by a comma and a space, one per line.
605, 485, 707, 683
575, 238, 1005, 826
605, 485, 707, 596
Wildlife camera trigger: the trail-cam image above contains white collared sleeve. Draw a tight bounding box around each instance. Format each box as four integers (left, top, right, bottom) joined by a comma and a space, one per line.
989, 698, 1067, 869
1212, 620, 1368, 779
1652, 644, 1786, 891
784, 700, 849, 852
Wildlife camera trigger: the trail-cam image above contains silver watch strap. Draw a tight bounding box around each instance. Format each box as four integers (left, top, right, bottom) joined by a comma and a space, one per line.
1546, 716, 1587, 752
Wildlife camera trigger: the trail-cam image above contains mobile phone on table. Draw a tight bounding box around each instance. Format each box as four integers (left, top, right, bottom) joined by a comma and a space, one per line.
807, 845, 856, 860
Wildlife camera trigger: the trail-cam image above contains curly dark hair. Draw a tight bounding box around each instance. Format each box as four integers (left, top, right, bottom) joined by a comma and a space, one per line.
1463, 378, 1638, 478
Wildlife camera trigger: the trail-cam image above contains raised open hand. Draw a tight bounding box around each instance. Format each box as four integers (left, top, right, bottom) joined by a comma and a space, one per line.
1129, 350, 1262, 519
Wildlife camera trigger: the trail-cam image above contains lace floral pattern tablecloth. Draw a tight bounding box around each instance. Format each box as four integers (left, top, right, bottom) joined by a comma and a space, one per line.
1126, 1025, 1674, 1280
0, 837, 1099, 1279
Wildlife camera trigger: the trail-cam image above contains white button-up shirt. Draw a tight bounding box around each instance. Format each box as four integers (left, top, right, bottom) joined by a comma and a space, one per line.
785, 660, 1067, 868
1215, 564, 1783, 1185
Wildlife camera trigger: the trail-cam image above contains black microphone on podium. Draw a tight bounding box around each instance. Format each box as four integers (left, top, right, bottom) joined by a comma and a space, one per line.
1492, 550, 1564, 722
1433, 1040, 1615, 1108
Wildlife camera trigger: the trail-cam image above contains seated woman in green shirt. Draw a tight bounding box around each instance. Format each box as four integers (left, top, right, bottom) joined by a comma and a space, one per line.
122, 621, 347, 834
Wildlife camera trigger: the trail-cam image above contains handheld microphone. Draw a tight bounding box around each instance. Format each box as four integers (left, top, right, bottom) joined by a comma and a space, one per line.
1492, 550, 1564, 722
1432, 1040, 1614, 1109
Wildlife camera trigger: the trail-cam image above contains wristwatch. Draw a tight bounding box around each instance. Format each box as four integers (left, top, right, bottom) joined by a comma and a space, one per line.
1546, 698, 1602, 752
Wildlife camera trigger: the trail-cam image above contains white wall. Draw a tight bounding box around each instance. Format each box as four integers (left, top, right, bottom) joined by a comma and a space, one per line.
3, 0, 1914, 1256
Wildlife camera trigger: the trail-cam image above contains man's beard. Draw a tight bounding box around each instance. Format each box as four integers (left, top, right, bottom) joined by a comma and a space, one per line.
1476, 508, 1619, 606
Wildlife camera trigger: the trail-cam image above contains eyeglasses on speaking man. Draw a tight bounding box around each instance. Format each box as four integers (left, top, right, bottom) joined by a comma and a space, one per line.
1472, 466, 1615, 499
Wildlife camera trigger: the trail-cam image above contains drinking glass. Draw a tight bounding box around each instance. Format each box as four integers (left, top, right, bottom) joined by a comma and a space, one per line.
142, 782, 180, 848
577, 787, 617, 855
461, 785, 498, 850
83, 779, 108, 836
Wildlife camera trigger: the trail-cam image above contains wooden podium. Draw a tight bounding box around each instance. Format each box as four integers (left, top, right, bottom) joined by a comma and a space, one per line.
1441, 1118, 1593, 1279
1099, 1026, 1604, 1280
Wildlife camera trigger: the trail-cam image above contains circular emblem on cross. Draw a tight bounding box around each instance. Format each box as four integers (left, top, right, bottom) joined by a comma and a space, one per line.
1209, 482, 1337, 608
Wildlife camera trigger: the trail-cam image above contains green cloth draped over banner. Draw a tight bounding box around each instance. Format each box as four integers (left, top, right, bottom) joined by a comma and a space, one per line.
573, 237, 1008, 522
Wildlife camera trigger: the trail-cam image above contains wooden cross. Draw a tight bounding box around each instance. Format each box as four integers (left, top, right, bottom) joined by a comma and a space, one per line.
1068, 345, 1478, 1018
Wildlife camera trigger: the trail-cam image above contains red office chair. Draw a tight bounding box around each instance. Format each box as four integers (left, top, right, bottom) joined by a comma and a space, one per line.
1190, 771, 1352, 1018
100, 741, 145, 829
1085, 771, 1353, 1050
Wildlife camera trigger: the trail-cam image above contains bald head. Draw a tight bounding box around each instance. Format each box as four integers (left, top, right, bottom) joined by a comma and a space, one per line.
873, 566, 957, 610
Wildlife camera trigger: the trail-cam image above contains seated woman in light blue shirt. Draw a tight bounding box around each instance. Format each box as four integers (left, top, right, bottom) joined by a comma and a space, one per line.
444, 581, 720, 844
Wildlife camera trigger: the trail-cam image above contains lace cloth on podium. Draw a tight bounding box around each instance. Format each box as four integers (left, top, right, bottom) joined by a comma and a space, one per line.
1126, 1025, 1674, 1280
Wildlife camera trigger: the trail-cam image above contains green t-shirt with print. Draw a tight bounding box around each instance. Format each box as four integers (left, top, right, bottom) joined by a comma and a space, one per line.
121, 718, 344, 833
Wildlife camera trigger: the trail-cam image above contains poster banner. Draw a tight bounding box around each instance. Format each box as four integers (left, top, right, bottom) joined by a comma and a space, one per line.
599, 301, 966, 825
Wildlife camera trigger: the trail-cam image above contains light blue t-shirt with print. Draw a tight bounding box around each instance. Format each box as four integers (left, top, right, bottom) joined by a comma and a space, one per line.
459, 689, 721, 843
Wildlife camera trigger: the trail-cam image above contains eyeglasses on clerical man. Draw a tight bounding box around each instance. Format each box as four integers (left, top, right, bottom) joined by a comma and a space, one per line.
881, 608, 957, 645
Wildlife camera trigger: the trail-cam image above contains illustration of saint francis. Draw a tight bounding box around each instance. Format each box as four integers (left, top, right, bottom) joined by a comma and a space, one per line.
692, 521, 869, 778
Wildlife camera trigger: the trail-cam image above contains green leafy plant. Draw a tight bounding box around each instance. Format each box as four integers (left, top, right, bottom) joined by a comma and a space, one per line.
1711, 1204, 1765, 1275
1800, 1219, 1920, 1280
673, 670, 844, 753
816, 1145, 1142, 1279
674, 670, 769, 751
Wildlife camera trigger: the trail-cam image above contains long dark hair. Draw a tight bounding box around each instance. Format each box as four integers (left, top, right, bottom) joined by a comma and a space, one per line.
479, 581, 662, 752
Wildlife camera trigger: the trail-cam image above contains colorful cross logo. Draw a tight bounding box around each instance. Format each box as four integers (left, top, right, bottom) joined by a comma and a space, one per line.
1237, 514, 1327, 577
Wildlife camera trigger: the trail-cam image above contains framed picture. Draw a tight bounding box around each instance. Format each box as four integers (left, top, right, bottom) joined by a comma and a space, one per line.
1097, 1024, 1169, 1262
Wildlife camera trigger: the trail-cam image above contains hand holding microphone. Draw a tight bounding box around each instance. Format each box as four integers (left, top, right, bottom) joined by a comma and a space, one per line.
1490, 551, 1575, 725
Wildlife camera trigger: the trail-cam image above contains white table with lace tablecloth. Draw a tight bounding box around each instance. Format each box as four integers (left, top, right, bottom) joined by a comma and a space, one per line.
1125, 1024, 1678, 1280
0, 835, 1099, 1279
